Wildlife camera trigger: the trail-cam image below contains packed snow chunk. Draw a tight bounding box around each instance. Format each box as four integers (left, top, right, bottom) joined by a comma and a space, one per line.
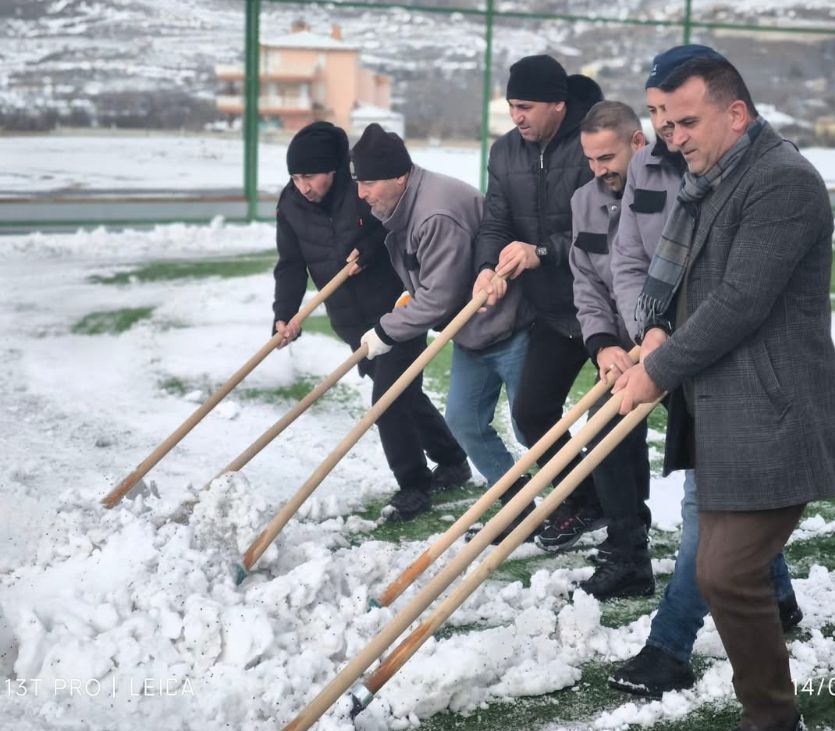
384, 623, 568, 718
219, 605, 274, 668
190, 472, 275, 556
514, 606, 557, 637
215, 399, 240, 420
0, 606, 18, 677
557, 589, 602, 648
180, 596, 223, 672
493, 655, 581, 697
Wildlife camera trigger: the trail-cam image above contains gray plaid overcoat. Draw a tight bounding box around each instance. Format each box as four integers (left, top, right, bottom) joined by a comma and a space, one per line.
644, 123, 835, 511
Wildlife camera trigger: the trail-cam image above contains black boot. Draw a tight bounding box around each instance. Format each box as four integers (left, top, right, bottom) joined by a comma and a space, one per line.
465, 475, 540, 545
609, 644, 695, 698
430, 460, 472, 492
381, 488, 431, 522
579, 518, 654, 600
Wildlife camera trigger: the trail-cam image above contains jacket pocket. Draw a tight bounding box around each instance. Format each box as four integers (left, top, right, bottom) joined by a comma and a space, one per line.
574, 231, 608, 255
750, 340, 790, 419
630, 189, 667, 214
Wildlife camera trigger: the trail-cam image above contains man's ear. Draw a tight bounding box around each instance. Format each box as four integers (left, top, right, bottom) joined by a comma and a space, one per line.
728, 99, 749, 133
631, 129, 647, 151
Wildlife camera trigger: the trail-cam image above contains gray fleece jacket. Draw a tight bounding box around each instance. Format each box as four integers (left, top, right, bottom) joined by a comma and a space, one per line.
375, 165, 532, 351
568, 176, 632, 356
610, 142, 684, 342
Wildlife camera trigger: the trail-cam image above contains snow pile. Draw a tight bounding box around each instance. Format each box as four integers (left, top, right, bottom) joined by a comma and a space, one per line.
1, 221, 834, 730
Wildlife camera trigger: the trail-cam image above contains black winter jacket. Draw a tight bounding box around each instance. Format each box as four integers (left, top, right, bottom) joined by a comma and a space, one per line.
474, 75, 603, 337
272, 162, 402, 345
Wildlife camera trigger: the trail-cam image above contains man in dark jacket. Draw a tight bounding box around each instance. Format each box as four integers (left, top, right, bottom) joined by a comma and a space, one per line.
615, 57, 834, 731
473, 55, 605, 544
273, 121, 470, 521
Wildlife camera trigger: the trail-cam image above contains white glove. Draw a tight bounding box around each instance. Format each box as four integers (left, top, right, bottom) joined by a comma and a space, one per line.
361, 327, 392, 360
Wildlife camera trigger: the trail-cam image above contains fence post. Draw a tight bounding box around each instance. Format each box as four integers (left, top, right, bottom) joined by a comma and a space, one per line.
682, 0, 693, 43
244, 0, 261, 220
479, 0, 495, 194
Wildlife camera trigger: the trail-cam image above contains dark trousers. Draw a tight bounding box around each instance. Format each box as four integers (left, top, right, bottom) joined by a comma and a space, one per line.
511, 319, 598, 511
350, 332, 466, 493
588, 392, 651, 530
697, 504, 805, 730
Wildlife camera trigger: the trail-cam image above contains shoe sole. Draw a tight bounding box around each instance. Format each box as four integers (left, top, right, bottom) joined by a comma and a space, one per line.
380, 505, 431, 522
607, 677, 691, 699
534, 531, 584, 553
579, 581, 656, 601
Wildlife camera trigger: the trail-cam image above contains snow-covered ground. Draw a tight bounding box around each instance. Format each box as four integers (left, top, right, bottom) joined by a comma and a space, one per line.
1, 135, 832, 198
1, 221, 834, 730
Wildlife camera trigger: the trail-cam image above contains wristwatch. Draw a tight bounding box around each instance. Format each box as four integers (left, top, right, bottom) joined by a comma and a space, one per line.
534, 245, 548, 258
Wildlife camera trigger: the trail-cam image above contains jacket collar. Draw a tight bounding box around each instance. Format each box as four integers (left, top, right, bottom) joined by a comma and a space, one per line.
382, 164, 424, 233
689, 120, 782, 264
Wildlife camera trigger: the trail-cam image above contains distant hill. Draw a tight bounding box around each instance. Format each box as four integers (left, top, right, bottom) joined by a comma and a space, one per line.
1, 0, 833, 142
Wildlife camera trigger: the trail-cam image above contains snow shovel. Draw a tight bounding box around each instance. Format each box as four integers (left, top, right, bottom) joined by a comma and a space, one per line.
234, 275, 507, 584
281, 389, 662, 730
101, 258, 356, 509
170, 344, 370, 523
372, 344, 639, 608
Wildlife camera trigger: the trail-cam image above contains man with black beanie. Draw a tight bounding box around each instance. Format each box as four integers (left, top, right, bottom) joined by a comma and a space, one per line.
273, 120, 470, 520
352, 123, 534, 524
472, 54, 605, 545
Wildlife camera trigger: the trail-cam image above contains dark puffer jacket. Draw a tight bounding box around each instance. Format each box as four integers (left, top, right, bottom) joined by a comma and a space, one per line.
474, 75, 603, 337
272, 124, 403, 344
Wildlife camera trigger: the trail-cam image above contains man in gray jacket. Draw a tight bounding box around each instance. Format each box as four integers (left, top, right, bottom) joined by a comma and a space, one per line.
547, 100, 654, 601
615, 56, 834, 731
608, 45, 801, 700
351, 124, 533, 523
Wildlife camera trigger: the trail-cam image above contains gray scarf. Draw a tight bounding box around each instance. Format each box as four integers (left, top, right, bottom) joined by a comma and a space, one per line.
636, 117, 765, 327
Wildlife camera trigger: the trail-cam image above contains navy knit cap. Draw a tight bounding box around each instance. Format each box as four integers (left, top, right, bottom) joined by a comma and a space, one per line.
350, 123, 412, 181
645, 44, 726, 88
506, 55, 568, 103
286, 121, 347, 174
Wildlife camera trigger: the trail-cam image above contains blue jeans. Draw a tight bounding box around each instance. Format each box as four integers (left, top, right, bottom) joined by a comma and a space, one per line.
445, 330, 528, 486
648, 469, 795, 663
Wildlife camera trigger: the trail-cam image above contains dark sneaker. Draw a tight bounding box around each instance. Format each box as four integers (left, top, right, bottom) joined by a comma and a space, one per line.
464, 508, 542, 546
535, 508, 607, 552
464, 474, 540, 546
578, 556, 655, 600
609, 645, 695, 698
430, 460, 472, 492
380, 489, 431, 522
778, 594, 803, 633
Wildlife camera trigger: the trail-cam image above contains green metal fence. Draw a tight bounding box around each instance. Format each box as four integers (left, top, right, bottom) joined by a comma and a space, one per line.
247, 0, 835, 208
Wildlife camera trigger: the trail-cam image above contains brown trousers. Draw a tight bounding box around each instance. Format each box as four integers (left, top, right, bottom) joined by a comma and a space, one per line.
697, 504, 805, 730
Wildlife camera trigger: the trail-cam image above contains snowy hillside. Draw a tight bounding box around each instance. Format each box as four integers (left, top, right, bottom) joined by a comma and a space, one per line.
1, 0, 833, 140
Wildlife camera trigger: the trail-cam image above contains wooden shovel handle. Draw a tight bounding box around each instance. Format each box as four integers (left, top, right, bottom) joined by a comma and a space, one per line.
101, 259, 355, 509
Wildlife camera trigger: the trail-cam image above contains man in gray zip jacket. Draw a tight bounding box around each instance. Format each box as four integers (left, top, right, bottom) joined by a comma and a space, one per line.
550, 101, 654, 602
608, 45, 801, 701
351, 123, 533, 522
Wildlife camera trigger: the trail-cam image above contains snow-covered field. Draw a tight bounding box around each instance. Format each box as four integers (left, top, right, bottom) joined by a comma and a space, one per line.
0, 135, 832, 197
1, 221, 834, 730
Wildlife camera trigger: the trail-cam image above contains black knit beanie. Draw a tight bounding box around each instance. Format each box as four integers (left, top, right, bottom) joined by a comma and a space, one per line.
350, 123, 412, 181
506, 55, 568, 103
286, 121, 347, 175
